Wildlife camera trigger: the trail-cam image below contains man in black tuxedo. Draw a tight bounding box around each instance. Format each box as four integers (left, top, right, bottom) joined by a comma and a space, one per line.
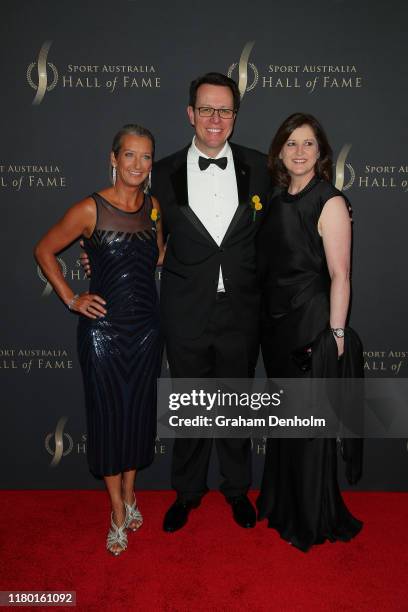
152, 73, 270, 532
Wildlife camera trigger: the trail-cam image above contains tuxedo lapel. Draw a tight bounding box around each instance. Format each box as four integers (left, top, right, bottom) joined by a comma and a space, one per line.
170, 159, 189, 207
234, 148, 251, 206
221, 145, 251, 245
170, 156, 218, 247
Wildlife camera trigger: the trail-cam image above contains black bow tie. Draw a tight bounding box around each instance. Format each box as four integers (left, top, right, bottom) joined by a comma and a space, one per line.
198, 156, 228, 171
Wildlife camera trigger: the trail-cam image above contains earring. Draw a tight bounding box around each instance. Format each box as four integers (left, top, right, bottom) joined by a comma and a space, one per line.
112, 166, 117, 185
143, 171, 151, 194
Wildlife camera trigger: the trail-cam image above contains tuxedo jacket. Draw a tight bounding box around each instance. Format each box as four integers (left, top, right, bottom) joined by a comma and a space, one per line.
151, 143, 270, 339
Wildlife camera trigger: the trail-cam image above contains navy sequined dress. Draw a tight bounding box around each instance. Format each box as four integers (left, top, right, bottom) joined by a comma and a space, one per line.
77, 192, 162, 477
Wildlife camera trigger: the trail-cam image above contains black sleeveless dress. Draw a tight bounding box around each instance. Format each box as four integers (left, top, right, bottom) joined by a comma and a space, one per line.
256, 176, 362, 551
77, 193, 162, 477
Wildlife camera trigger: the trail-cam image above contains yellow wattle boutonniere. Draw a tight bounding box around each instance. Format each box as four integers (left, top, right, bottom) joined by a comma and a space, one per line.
150, 208, 160, 224
251, 195, 263, 221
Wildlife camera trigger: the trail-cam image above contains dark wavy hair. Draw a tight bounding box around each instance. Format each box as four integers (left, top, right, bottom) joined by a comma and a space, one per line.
268, 113, 333, 188
189, 72, 241, 113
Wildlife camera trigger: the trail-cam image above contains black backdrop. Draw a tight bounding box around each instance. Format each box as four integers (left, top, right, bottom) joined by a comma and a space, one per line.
1, 0, 407, 490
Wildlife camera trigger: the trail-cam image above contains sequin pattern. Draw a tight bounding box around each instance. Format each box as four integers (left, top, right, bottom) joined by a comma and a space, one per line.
77, 193, 162, 477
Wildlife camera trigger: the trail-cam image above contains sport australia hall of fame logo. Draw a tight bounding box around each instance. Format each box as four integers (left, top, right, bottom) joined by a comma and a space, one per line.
335, 144, 355, 191
45, 417, 74, 467
227, 41, 258, 99
26, 41, 58, 105
228, 42, 364, 98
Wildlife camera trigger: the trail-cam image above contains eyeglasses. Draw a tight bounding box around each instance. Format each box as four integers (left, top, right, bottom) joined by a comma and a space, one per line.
196, 107, 236, 119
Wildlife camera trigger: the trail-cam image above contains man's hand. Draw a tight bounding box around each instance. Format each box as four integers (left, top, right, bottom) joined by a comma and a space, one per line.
79, 239, 91, 277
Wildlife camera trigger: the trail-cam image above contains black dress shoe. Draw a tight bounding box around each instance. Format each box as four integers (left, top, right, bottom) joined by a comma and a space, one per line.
227, 495, 256, 528
163, 498, 201, 532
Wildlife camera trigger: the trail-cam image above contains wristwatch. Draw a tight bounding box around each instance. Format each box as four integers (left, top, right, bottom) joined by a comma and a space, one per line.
331, 327, 345, 338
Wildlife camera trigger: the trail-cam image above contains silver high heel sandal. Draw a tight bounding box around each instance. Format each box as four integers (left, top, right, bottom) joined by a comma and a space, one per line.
106, 512, 128, 556
124, 494, 143, 531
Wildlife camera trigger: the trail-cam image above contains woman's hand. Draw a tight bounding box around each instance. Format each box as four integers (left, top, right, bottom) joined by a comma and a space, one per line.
71, 291, 107, 319
335, 335, 344, 357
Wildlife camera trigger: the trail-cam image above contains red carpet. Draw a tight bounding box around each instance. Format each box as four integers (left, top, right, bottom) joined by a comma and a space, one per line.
0, 491, 406, 611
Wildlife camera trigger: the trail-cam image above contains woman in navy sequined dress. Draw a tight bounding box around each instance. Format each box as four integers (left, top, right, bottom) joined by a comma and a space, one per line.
35, 125, 164, 555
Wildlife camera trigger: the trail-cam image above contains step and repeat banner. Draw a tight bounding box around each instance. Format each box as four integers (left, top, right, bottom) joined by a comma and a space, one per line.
1, 0, 408, 490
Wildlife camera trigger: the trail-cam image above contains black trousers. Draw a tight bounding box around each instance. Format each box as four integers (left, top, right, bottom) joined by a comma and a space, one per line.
165, 293, 259, 502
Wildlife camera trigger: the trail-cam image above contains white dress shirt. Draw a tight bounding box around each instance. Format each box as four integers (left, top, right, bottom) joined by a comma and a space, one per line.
187, 138, 239, 292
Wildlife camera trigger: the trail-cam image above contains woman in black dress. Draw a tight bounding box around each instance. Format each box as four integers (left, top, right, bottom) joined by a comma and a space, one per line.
256, 113, 362, 551
35, 125, 164, 556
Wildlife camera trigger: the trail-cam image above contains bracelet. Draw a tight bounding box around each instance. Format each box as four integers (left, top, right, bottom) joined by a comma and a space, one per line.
67, 294, 79, 310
